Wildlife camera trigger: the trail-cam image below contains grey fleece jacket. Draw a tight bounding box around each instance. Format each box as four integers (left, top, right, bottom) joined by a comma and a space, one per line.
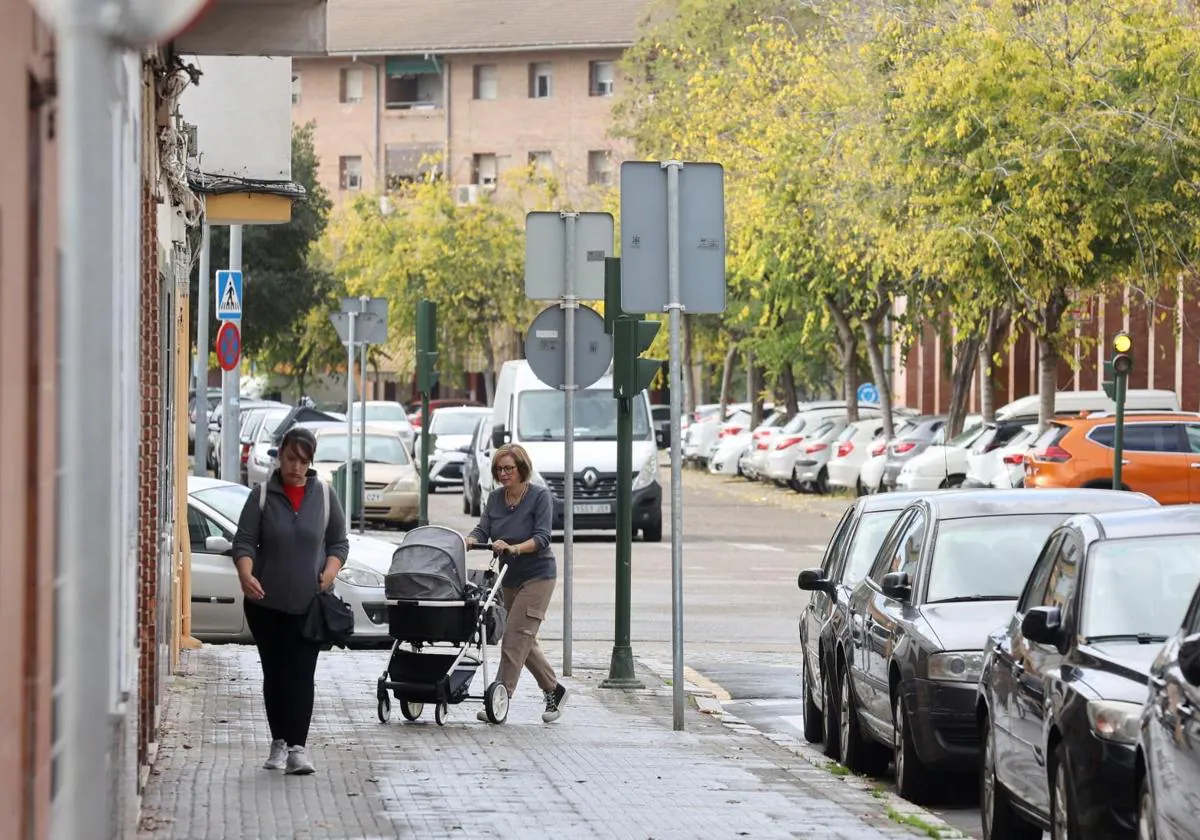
232, 470, 350, 614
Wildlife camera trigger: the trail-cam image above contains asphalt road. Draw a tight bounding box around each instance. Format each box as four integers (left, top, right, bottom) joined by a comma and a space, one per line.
366, 467, 993, 838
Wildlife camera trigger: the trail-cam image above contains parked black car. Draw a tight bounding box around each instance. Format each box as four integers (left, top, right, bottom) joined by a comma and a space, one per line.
797, 491, 929, 759
978, 506, 1197, 840
1135, 519, 1200, 840
833, 488, 1157, 802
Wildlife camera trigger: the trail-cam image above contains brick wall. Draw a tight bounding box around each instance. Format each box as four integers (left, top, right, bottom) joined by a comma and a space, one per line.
137, 175, 161, 772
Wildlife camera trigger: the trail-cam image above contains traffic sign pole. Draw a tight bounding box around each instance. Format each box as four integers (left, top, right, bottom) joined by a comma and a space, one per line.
193, 223, 210, 476
345, 309, 357, 527
359, 300, 369, 536
664, 160, 686, 731
220, 226, 242, 484
562, 212, 577, 677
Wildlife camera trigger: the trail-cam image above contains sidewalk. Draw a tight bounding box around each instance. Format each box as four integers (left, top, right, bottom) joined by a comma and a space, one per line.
137, 644, 932, 839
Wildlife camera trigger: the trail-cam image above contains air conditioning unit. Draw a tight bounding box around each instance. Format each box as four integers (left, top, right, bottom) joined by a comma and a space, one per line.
345, 172, 362, 190
596, 80, 614, 95
455, 184, 479, 205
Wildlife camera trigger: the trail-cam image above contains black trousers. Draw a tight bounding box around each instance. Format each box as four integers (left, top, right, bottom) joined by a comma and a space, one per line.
244, 600, 322, 747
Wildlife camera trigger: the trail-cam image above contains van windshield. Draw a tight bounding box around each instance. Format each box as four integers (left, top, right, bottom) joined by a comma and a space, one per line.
518, 389, 651, 441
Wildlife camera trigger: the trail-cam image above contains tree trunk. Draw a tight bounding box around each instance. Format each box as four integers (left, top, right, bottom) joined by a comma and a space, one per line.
482, 341, 496, 406
1036, 292, 1068, 431
978, 307, 1012, 423
780, 364, 799, 417
719, 344, 736, 416
862, 311, 895, 440
682, 314, 696, 415
825, 295, 860, 422
946, 332, 982, 439
749, 356, 765, 428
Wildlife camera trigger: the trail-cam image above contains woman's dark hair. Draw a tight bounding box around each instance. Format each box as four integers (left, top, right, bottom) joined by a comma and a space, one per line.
281, 426, 317, 462
491, 443, 532, 482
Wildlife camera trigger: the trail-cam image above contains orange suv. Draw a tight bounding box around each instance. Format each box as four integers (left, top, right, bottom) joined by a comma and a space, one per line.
1024, 412, 1200, 504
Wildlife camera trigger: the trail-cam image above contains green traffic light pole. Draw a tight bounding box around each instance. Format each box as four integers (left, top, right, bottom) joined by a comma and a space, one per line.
1108, 331, 1132, 491
1113, 371, 1126, 490
601, 257, 645, 689
417, 299, 437, 526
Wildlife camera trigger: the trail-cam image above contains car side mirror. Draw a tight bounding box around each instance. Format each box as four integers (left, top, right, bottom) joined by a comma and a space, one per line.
1180, 634, 1200, 686
797, 568, 835, 595
1021, 606, 1064, 648
459, 443, 472, 453
204, 535, 233, 554
655, 429, 666, 448
267, 447, 278, 458
881, 572, 912, 601
491, 424, 508, 449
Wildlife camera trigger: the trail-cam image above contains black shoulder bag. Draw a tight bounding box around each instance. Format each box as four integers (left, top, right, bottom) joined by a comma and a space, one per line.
298, 478, 355, 648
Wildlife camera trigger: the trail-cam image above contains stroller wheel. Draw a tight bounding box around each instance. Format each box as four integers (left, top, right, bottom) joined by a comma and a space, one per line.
485, 681, 509, 724
400, 701, 423, 722
435, 702, 449, 726
377, 697, 391, 724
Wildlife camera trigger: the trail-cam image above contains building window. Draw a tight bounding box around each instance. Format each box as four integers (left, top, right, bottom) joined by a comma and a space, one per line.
589, 61, 615, 96
340, 156, 363, 190
588, 151, 613, 186
291, 73, 302, 105
339, 67, 364, 103
386, 73, 442, 110
528, 62, 553, 98
528, 150, 553, 170
473, 64, 497, 100
386, 143, 441, 188
472, 153, 498, 187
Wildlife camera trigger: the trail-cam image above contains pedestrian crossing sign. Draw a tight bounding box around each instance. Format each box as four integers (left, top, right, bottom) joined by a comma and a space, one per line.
215, 270, 243, 321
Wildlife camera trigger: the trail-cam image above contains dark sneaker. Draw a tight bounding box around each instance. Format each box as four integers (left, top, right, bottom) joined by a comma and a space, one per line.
542, 683, 568, 723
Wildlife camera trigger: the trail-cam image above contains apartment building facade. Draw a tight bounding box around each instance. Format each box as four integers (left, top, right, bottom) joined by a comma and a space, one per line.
295, 0, 647, 203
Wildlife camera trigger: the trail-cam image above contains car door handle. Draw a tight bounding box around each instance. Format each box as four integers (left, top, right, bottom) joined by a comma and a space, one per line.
1191, 463, 1200, 470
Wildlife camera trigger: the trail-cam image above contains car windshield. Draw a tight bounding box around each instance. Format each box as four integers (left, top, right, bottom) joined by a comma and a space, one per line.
1082, 535, 1200, 642
353, 403, 408, 423
192, 484, 251, 524
315, 434, 410, 465
518, 389, 651, 441
430, 411, 490, 436
925, 514, 1070, 603
843, 510, 907, 583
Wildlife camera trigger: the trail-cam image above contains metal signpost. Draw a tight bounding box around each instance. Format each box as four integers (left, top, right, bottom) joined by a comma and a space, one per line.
415, 299, 438, 526
525, 210, 614, 677
193, 224, 211, 476
330, 296, 388, 532
216, 238, 244, 484
620, 160, 726, 730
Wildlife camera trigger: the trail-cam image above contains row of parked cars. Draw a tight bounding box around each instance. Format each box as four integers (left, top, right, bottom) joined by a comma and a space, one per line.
796, 485, 1200, 839
683, 389, 1198, 507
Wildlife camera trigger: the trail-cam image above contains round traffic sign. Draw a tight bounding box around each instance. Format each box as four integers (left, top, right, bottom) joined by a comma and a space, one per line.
856, 382, 879, 404
216, 321, 241, 372
524, 304, 612, 391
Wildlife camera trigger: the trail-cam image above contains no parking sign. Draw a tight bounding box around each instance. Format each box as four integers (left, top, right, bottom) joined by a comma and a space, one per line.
216, 321, 241, 372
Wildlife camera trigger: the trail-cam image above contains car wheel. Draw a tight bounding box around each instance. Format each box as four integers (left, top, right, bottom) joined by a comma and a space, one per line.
802, 655, 824, 743
470, 485, 482, 517
462, 490, 470, 514
815, 468, 830, 495
856, 477, 867, 497
642, 521, 663, 543
1137, 773, 1156, 840
893, 690, 935, 803
839, 664, 888, 775
1051, 742, 1081, 840
789, 466, 804, 493
822, 660, 841, 760
980, 711, 1040, 840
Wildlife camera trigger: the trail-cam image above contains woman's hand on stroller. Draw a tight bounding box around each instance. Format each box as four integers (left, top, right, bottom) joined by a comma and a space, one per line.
491, 540, 516, 556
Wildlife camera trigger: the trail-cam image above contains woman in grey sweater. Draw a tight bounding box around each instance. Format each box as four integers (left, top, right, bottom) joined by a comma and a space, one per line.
233, 426, 350, 774
467, 443, 568, 723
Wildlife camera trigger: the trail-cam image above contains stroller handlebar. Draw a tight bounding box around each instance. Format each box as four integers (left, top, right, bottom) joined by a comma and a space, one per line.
467, 542, 514, 556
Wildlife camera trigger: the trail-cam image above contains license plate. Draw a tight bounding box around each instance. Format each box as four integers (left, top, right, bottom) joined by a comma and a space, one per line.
573, 503, 611, 515
365, 492, 384, 503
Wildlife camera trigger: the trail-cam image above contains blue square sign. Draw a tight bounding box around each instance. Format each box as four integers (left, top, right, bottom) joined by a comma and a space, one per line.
216, 270, 243, 321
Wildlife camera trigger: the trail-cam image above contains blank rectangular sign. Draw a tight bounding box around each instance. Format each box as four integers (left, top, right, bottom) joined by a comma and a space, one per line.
525, 211, 614, 300
619, 161, 726, 314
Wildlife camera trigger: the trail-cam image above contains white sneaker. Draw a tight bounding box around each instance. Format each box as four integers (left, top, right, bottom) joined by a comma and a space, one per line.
263, 739, 288, 770
284, 746, 315, 775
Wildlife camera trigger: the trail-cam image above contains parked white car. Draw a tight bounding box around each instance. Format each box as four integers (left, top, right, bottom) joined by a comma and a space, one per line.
413, 406, 493, 489
893, 417, 988, 491
826, 418, 888, 494
708, 429, 753, 476
777, 418, 848, 492
349, 401, 416, 451
186, 476, 395, 644
964, 423, 1039, 488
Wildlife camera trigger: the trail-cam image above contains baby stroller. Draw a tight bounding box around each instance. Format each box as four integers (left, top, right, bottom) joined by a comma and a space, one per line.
376, 525, 510, 726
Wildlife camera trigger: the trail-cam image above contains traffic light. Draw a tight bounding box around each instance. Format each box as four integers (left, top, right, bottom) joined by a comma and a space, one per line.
614, 317, 662, 400
416, 299, 438, 394
1112, 331, 1133, 375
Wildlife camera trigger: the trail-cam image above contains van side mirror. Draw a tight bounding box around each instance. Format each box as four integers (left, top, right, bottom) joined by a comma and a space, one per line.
491, 424, 508, 449
205, 535, 233, 554
1021, 606, 1065, 648
881, 572, 912, 601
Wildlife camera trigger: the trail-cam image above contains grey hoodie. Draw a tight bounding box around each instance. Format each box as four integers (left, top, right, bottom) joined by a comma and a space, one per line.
232, 470, 350, 614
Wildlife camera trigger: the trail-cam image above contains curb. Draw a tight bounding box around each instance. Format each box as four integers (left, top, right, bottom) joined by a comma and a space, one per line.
636, 656, 971, 839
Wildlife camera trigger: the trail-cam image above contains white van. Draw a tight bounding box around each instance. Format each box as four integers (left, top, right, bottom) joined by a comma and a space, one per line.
995, 388, 1180, 420
490, 360, 662, 542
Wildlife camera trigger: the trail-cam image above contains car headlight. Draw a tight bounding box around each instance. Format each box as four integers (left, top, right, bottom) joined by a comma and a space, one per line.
1086, 700, 1141, 744
336, 566, 384, 588
633, 450, 659, 490
386, 477, 417, 492
927, 651, 985, 683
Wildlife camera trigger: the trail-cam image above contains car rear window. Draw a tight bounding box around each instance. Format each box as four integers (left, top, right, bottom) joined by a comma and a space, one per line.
1032, 424, 1069, 450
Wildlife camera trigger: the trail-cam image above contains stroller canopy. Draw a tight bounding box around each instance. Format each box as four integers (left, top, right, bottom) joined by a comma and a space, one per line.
386, 526, 468, 601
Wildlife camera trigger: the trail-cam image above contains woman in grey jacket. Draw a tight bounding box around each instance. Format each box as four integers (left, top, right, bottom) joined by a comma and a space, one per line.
466, 443, 568, 723
233, 426, 349, 775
